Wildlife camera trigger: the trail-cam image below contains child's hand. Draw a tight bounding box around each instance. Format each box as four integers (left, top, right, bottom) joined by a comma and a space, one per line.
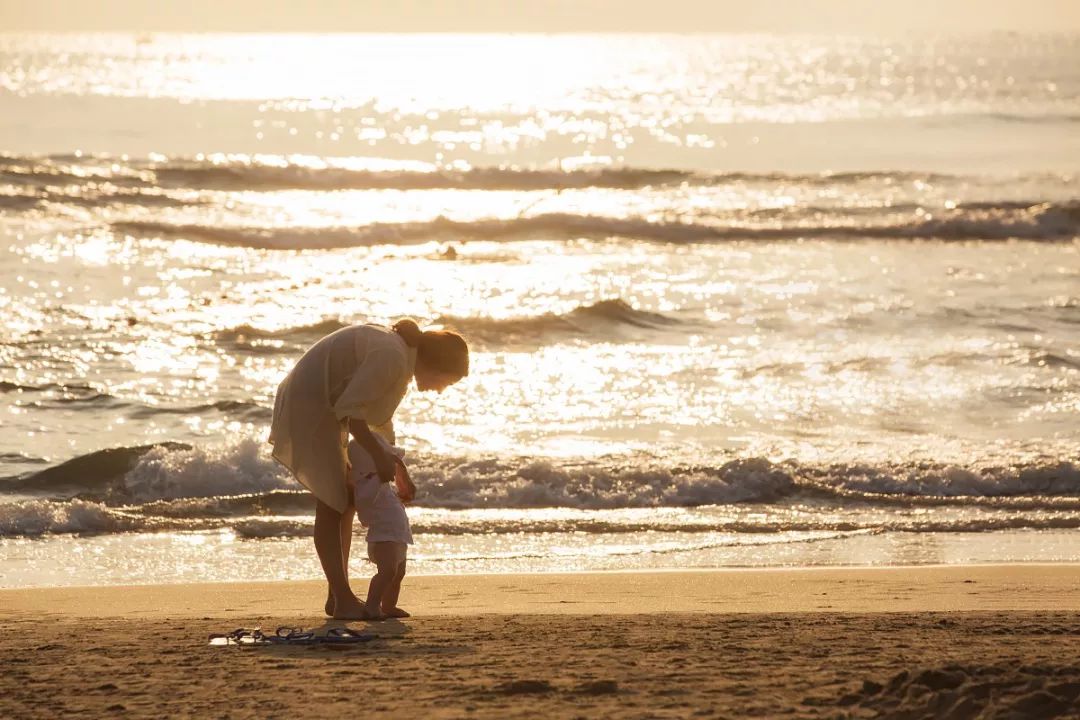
394, 460, 416, 504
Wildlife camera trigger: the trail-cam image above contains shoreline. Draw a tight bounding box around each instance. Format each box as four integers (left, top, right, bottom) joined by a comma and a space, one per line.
5, 563, 1079, 619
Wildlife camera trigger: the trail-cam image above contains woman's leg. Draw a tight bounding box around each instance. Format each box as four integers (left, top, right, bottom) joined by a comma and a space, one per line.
340, 503, 354, 576
325, 502, 356, 616
314, 498, 367, 619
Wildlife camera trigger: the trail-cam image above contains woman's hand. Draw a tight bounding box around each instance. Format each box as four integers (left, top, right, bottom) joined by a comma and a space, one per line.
373, 450, 396, 485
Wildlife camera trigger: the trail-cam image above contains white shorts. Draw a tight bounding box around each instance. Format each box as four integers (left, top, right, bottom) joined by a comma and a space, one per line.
367, 541, 407, 566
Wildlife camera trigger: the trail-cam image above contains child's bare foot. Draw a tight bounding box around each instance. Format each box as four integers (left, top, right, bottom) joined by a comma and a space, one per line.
380, 606, 411, 618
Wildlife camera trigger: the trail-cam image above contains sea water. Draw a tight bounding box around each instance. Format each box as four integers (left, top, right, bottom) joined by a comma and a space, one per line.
1, 33, 1078, 587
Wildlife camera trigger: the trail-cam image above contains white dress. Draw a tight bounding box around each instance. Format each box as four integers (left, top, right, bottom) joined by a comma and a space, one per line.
268, 324, 416, 513
348, 438, 413, 546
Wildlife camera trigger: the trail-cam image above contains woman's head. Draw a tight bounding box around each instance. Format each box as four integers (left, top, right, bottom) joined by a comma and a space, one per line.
393, 319, 469, 393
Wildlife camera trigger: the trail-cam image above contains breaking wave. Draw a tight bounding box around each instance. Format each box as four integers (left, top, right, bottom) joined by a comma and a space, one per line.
7, 442, 1080, 507
3, 438, 1080, 537
3, 439, 1080, 525
2, 443, 194, 495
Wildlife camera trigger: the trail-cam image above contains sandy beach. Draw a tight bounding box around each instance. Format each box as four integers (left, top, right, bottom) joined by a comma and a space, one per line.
4, 565, 1080, 718
3, 11, 1080, 720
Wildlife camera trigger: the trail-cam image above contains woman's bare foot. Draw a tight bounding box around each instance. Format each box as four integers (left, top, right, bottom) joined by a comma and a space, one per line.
332, 596, 372, 621
324, 591, 334, 617
380, 606, 411, 618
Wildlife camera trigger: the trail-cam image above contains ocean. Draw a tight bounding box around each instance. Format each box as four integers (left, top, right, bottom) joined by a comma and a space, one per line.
1, 32, 1078, 587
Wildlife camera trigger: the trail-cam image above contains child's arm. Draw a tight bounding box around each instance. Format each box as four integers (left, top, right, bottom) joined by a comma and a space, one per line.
393, 458, 416, 504
348, 418, 395, 484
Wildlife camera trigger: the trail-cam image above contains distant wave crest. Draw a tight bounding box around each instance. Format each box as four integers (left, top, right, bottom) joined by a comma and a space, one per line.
206, 301, 680, 349
2, 154, 979, 192
0, 380, 271, 420
213, 319, 349, 343
111, 201, 1080, 248
438, 299, 682, 343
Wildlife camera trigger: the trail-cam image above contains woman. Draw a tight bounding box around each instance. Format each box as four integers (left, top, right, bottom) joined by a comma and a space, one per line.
269, 319, 468, 619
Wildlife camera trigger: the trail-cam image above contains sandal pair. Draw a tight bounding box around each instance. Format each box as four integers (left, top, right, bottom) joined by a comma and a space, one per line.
208, 626, 374, 646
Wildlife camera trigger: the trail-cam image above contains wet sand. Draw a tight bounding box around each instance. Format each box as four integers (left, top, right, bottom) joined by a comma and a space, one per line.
3, 566, 1080, 718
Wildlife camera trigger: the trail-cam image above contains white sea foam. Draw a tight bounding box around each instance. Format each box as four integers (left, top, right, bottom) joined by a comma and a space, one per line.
13, 439, 1080, 509
0, 499, 141, 536
799, 461, 1080, 499
120, 438, 297, 502
3, 436, 1080, 538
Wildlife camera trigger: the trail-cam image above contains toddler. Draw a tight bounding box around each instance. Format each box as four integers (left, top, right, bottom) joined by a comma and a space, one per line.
347, 435, 416, 619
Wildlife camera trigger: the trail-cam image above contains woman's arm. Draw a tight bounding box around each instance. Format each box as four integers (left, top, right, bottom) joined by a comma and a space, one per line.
348, 418, 396, 484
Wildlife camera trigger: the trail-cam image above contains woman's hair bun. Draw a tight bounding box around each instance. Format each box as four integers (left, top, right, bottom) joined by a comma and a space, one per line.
392, 318, 422, 347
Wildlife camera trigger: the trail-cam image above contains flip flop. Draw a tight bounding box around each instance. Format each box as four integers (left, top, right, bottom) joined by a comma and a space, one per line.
273, 626, 317, 644
323, 626, 376, 643
208, 628, 266, 646
208, 627, 314, 646
208, 626, 375, 646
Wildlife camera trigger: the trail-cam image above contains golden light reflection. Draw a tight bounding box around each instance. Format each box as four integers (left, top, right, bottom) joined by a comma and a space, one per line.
3, 144, 1078, 472
17, 228, 1061, 466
